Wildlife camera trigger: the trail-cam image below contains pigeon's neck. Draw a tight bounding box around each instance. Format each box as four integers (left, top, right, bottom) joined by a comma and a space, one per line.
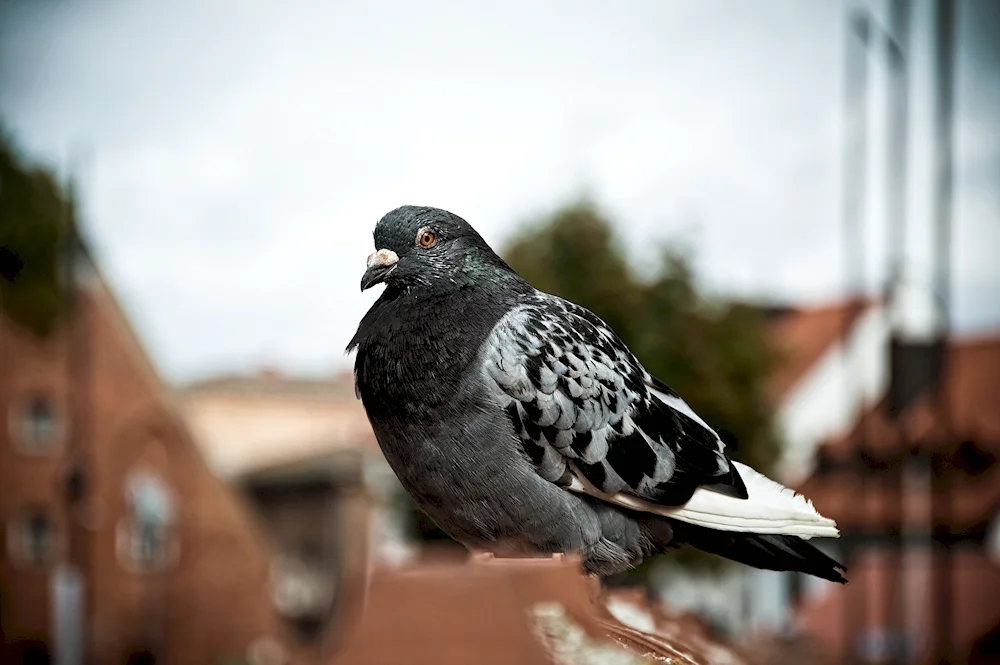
350, 272, 533, 422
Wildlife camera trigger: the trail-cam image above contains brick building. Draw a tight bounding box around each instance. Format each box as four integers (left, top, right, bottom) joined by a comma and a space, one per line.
176, 370, 407, 643
746, 300, 1000, 663
0, 248, 309, 665
793, 333, 1000, 664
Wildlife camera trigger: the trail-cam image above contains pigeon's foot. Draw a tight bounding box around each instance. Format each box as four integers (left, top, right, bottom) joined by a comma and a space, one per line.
468, 550, 496, 564
469, 551, 580, 567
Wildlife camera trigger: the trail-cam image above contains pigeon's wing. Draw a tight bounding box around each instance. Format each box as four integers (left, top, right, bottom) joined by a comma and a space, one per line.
482, 293, 748, 508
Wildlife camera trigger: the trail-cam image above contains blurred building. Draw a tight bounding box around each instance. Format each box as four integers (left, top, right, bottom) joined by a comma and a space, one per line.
736, 298, 1000, 665
177, 370, 375, 480
176, 370, 410, 644
765, 298, 888, 486
0, 247, 307, 665
783, 2, 1000, 661
794, 331, 1000, 664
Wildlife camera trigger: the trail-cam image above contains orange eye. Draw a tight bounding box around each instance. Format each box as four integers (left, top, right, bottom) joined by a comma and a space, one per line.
418, 230, 436, 247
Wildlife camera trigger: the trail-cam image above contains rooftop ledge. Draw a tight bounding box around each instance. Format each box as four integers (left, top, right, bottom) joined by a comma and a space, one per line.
320, 553, 757, 665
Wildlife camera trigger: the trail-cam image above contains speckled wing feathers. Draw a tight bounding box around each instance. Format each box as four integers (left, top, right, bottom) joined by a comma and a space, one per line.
483, 293, 744, 508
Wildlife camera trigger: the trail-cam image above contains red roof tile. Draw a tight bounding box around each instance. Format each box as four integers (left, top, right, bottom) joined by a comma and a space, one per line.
798, 333, 1000, 531
822, 333, 1000, 453
765, 298, 873, 404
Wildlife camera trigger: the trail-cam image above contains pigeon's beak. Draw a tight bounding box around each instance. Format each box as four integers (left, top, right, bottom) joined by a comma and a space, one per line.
361, 248, 399, 291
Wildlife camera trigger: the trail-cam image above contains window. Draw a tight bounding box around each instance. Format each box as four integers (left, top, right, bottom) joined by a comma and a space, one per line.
130, 519, 160, 563
988, 508, 1000, 566
23, 514, 54, 564
11, 396, 63, 454
7, 509, 58, 567
117, 471, 177, 572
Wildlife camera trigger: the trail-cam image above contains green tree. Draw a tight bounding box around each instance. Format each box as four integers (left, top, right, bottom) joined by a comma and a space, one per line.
0, 126, 71, 337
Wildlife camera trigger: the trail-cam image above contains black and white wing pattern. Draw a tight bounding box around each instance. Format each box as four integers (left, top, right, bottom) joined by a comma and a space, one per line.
482, 292, 748, 508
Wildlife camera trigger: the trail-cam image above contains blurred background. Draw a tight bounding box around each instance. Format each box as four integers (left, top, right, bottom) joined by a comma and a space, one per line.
1, 0, 998, 663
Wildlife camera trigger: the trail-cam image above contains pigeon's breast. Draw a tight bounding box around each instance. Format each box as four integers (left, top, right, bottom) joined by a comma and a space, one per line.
352, 287, 514, 425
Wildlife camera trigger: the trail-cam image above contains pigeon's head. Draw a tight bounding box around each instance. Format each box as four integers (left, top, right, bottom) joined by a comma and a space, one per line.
360, 205, 513, 292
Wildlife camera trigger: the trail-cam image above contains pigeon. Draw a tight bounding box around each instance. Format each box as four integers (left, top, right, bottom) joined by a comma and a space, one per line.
348, 205, 847, 583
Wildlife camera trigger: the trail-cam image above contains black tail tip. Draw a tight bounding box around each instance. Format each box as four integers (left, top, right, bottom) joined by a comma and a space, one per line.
669, 521, 850, 584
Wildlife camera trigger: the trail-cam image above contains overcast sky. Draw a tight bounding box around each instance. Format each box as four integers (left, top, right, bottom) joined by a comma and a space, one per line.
1, 0, 997, 383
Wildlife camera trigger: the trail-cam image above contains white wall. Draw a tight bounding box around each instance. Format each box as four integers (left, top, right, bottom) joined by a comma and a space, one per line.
775, 305, 891, 485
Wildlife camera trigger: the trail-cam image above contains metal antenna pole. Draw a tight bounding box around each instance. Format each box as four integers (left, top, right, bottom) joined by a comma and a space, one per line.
841, 7, 871, 662
931, 1, 956, 662
885, 0, 911, 304
884, 4, 912, 662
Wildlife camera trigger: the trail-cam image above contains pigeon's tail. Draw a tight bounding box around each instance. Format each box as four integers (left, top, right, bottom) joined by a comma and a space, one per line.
658, 461, 840, 539
666, 520, 849, 584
